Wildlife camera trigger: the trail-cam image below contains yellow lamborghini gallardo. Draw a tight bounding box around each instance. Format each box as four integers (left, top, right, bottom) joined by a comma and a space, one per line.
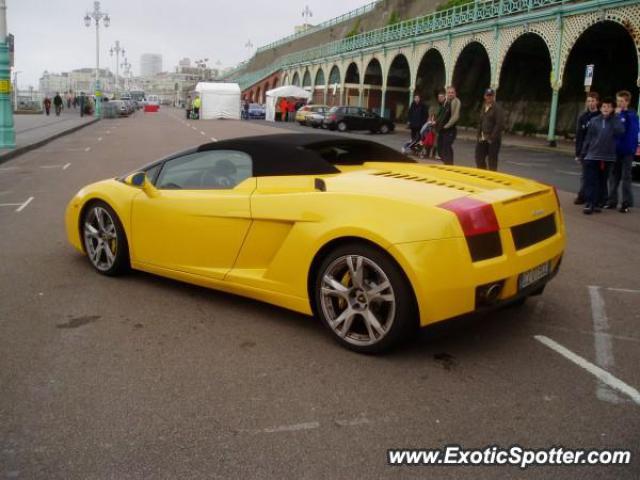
66, 134, 565, 352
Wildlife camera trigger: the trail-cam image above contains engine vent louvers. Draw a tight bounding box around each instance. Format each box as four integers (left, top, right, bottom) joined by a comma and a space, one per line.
428, 165, 513, 186
371, 171, 477, 193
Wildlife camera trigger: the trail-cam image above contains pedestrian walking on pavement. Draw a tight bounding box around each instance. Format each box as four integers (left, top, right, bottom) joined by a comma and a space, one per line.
574, 92, 601, 205
475, 88, 504, 171
43, 96, 52, 116
408, 94, 428, 142
185, 95, 193, 120
66, 92, 72, 109
192, 95, 202, 120
605, 90, 638, 213
436, 86, 461, 165
579, 97, 625, 215
53, 92, 63, 116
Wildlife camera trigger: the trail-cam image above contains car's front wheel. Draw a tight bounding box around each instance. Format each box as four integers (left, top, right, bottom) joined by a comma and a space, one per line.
337, 121, 348, 132
379, 124, 390, 134
81, 201, 129, 276
313, 243, 417, 353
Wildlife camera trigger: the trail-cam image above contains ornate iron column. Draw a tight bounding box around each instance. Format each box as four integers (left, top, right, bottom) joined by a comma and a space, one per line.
547, 15, 564, 147
0, 0, 15, 149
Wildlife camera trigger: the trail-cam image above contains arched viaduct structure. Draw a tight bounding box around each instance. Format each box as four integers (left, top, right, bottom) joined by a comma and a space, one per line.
239, 0, 640, 143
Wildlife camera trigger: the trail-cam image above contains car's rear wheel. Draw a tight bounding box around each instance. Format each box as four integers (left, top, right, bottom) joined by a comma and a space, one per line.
337, 121, 348, 132
314, 243, 417, 353
82, 201, 129, 276
379, 124, 390, 134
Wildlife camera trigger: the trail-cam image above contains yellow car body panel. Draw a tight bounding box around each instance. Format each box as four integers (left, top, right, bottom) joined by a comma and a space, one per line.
66, 160, 565, 328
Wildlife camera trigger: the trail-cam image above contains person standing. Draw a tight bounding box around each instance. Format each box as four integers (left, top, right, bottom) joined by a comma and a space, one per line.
279, 97, 288, 122
66, 92, 72, 109
185, 95, 193, 120
243, 99, 250, 120
475, 88, 504, 171
432, 89, 447, 160
574, 92, 601, 205
53, 92, 63, 116
408, 94, 428, 141
437, 86, 461, 165
606, 90, 638, 213
192, 95, 201, 119
579, 97, 624, 215
43, 96, 52, 116
287, 99, 295, 122
79, 92, 86, 117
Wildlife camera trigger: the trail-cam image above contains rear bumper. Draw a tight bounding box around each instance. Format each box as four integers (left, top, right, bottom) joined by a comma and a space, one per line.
389, 225, 565, 327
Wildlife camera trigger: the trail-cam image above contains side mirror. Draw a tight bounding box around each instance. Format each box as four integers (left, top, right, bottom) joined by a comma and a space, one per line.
124, 172, 158, 197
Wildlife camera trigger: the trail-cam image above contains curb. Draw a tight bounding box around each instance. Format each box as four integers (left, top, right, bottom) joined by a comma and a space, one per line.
0, 117, 101, 165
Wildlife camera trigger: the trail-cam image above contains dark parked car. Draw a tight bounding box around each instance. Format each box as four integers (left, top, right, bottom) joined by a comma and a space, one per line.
248, 103, 266, 119
323, 106, 394, 134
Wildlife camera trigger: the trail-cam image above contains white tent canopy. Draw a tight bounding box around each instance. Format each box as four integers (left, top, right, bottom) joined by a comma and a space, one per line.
265, 85, 312, 122
195, 82, 241, 120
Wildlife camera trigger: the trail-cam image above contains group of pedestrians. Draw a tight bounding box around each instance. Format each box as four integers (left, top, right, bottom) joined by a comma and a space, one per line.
279, 97, 304, 122
184, 95, 202, 120
408, 86, 503, 170
42, 93, 64, 116
574, 90, 638, 214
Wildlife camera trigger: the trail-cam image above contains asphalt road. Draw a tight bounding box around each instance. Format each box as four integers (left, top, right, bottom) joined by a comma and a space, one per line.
1, 108, 638, 480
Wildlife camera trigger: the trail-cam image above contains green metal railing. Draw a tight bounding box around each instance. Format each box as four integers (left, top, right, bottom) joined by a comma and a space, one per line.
231, 0, 570, 90
255, 1, 381, 54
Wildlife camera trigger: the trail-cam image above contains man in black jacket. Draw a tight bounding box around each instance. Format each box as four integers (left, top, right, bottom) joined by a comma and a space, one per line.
475, 88, 504, 171
407, 95, 428, 141
574, 92, 600, 205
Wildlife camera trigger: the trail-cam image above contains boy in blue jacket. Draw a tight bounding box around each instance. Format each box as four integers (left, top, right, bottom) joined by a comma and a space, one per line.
580, 98, 625, 215
605, 90, 638, 213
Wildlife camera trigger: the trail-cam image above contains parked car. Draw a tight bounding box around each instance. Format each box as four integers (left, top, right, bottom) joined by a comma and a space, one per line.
110, 100, 129, 117
323, 106, 395, 134
295, 104, 329, 125
247, 103, 266, 120
308, 111, 326, 129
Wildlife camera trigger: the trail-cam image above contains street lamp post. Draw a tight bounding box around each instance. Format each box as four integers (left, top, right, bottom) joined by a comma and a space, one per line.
120, 58, 131, 92
0, 0, 15, 149
84, 1, 110, 118
110, 40, 124, 98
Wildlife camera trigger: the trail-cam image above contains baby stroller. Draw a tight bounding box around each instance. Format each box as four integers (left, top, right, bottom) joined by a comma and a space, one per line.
402, 122, 436, 159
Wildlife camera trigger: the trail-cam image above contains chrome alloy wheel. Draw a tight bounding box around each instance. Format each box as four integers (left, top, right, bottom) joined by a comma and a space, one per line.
83, 206, 118, 272
320, 255, 396, 347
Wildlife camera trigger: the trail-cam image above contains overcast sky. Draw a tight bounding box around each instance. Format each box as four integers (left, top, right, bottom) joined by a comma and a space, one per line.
10, 0, 373, 88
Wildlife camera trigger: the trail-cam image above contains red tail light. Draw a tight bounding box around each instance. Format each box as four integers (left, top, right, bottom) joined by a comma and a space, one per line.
328, 114, 336, 121
439, 197, 500, 237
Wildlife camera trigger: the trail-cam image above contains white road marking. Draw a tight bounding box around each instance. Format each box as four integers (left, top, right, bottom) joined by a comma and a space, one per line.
262, 422, 320, 433
200, 131, 206, 135
0, 166, 19, 172
97, 137, 103, 142
556, 170, 581, 176
210, 137, 218, 142
106, 131, 111, 134
40, 165, 62, 169
63, 162, 71, 170
15, 196, 34, 213
334, 417, 372, 427
191, 126, 197, 130
606, 287, 640, 293
588, 286, 620, 403
534, 335, 640, 406
507, 161, 534, 167
0, 202, 22, 207
84, 147, 91, 152
186, 123, 191, 127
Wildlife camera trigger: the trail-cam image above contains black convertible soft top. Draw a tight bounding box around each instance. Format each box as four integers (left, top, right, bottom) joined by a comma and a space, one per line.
124, 133, 415, 180
197, 133, 414, 176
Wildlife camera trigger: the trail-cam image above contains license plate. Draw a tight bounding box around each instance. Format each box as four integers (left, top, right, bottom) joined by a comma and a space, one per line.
518, 261, 551, 290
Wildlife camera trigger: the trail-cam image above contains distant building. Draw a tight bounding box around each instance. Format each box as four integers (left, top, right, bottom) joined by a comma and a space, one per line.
39, 71, 72, 96
68, 68, 115, 95
179, 57, 191, 68
140, 53, 163, 77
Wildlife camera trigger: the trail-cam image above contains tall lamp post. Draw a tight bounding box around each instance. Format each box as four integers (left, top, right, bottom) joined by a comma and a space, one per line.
195, 58, 209, 82
0, 0, 15, 148
84, 1, 110, 118
120, 58, 131, 92
109, 40, 124, 98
